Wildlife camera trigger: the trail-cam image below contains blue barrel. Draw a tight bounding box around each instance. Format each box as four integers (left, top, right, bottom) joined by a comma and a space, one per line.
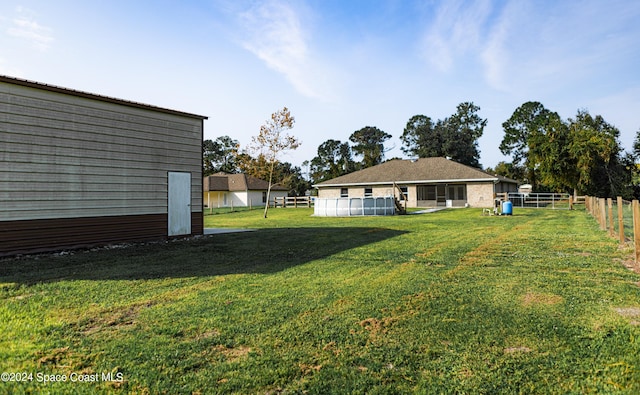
502, 201, 513, 215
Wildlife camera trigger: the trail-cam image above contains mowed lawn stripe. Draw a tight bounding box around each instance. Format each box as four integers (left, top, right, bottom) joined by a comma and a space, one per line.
0, 207, 638, 394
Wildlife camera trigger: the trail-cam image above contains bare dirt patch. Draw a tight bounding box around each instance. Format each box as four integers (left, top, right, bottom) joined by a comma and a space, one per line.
616, 258, 640, 273
521, 292, 563, 306
81, 301, 154, 335
504, 346, 533, 354
614, 307, 640, 318
358, 317, 397, 338
614, 307, 640, 326
193, 329, 221, 340
213, 345, 252, 362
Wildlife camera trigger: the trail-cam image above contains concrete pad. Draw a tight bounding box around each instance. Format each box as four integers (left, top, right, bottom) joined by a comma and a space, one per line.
204, 228, 256, 235
411, 208, 448, 214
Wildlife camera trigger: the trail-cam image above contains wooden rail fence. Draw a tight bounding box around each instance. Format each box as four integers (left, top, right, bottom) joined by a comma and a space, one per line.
585, 196, 640, 270
273, 196, 313, 208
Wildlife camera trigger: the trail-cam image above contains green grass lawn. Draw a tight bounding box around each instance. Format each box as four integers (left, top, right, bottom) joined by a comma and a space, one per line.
1, 208, 639, 394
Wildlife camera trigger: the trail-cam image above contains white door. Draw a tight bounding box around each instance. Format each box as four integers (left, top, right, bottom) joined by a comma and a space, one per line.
168, 172, 191, 236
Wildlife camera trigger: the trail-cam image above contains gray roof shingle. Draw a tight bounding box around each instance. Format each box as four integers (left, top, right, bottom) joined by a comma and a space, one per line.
314, 157, 511, 186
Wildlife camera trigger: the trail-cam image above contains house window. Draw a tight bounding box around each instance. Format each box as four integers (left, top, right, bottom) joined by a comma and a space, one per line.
399, 186, 408, 201
457, 185, 466, 200
447, 184, 467, 200
417, 185, 436, 201
364, 187, 373, 197
340, 188, 348, 198
262, 191, 267, 203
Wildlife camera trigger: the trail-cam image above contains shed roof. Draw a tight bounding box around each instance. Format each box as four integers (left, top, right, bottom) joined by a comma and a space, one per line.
0, 75, 208, 120
314, 157, 517, 187
204, 173, 288, 192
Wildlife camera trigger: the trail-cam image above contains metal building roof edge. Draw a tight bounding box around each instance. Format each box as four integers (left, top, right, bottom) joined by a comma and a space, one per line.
0, 74, 208, 120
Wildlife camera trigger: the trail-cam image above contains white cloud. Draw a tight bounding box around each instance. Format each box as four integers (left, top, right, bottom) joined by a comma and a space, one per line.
237, 0, 335, 101
7, 7, 53, 51
480, 1, 531, 92
480, 0, 640, 96
422, 0, 493, 72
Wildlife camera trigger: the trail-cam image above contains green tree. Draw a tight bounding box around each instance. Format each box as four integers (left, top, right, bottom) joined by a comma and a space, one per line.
273, 162, 310, 197
527, 111, 572, 192
203, 139, 218, 176
443, 102, 486, 168
633, 128, 640, 158
627, 130, 640, 198
400, 115, 444, 158
203, 135, 239, 176
566, 110, 624, 197
401, 103, 485, 168
247, 107, 300, 218
236, 154, 310, 197
236, 153, 270, 181
309, 139, 356, 183
485, 161, 525, 181
526, 109, 626, 197
349, 126, 391, 169
500, 101, 553, 188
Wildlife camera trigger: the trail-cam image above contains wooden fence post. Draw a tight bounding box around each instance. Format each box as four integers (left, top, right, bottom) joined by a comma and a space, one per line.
587, 196, 592, 213
633, 200, 640, 266
617, 196, 625, 245
599, 198, 606, 230
586, 196, 590, 215
608, 198, 614, 237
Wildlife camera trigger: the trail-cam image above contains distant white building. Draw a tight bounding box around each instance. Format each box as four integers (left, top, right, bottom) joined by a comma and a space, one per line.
203, 173, 289, 208
518, 184, 533, 195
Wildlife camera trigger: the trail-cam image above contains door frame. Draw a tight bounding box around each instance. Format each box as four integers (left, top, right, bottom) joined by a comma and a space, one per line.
168, 171, 191, 236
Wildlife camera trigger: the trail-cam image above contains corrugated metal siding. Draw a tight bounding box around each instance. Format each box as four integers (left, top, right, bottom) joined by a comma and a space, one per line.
0, 212, 206, 257
191, 212, 203, 236
0, 214, 167, 257
0, 77, 205, 256
0, 81, 203, 222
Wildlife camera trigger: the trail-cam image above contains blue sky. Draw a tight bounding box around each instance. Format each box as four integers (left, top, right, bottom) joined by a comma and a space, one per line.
2, 0, 639, 171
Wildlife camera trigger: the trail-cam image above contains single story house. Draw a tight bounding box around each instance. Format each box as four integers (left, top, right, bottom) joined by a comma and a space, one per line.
203, 173, 288, 208
0, 75, 207, 256
313, 157, 518, 208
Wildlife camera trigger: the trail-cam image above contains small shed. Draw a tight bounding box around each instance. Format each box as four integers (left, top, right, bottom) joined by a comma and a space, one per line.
0, 75, 208, 256
203, 173, 288, 208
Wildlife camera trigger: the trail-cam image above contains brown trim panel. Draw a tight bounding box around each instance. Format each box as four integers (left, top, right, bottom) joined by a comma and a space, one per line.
192, 212, 203, 236
0, 214, 184, 257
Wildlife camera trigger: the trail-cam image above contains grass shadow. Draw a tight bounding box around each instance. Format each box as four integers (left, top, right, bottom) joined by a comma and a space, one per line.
0, 227, 408, 284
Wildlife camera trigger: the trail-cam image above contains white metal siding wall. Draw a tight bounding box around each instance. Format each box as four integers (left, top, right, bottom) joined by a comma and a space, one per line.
0, 82, 203, 221
247, 191, 263, 207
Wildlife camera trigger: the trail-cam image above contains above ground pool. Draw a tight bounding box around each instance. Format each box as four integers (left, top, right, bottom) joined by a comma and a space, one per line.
313, 197, 396, 216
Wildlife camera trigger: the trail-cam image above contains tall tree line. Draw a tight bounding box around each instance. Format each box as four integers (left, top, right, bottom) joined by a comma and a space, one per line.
309, 102, 485, 184
496, 101, 635, 198
309, 126, 392, 183
400, 102, 486, 168
204, 100, 640, 200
